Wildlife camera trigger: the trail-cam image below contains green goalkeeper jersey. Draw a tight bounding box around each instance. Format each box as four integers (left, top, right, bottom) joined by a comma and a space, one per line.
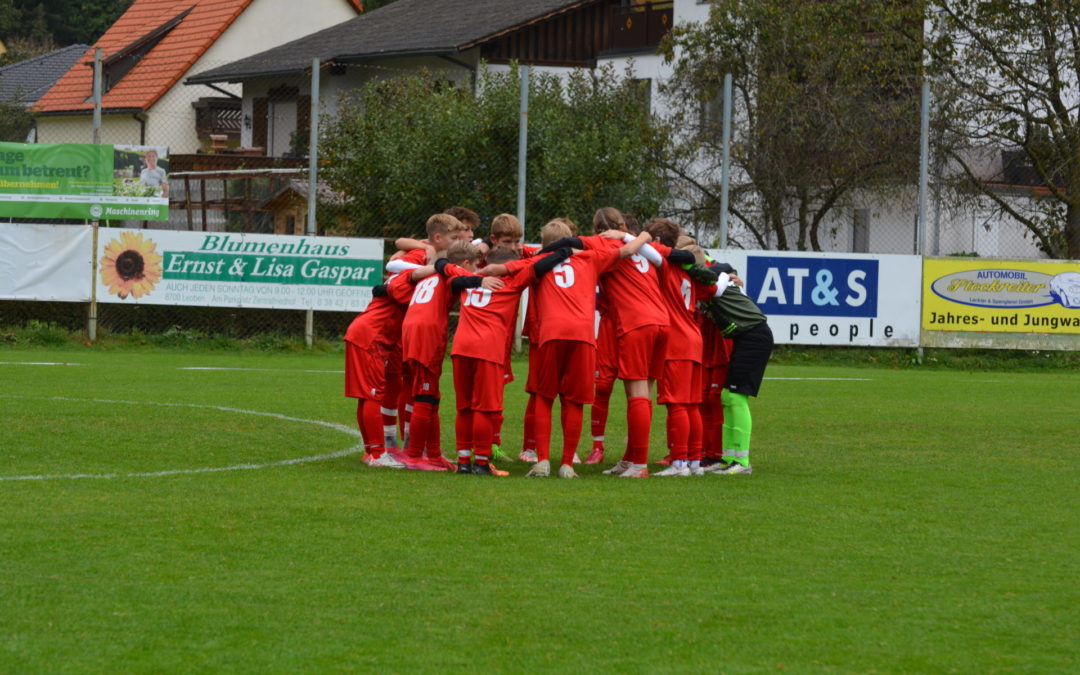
701, 284, 767, 336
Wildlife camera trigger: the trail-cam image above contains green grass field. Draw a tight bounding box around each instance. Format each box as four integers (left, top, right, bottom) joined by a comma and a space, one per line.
2, 346, 1077, 673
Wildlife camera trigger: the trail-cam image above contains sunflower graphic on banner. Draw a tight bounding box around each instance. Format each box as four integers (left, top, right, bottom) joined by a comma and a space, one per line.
99, 231, 163, 299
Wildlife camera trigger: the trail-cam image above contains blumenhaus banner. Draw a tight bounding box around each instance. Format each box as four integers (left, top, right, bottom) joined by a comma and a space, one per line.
96, 229, 382, 311
0, 142, 168, 221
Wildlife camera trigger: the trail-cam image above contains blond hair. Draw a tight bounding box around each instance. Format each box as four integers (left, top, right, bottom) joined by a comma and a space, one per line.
540, 220, 574, 248
447, 240, 480, 265
426, 213, 460, 239
681, 244, 707, 266
490, 213, 524, 239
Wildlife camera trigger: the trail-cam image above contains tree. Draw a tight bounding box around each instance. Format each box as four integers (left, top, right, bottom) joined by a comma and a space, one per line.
661, 0, 923, 250
319, 65, 672, 239
927, 0, 1080, 259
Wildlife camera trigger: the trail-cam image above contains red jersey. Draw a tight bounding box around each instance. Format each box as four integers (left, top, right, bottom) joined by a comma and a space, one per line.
580, 235, 669, 336
651, 242, 717, 362
531, 248, 621, 346
343, 272, 410, 349
451, 264, 537, 364
401, 265, 471, 369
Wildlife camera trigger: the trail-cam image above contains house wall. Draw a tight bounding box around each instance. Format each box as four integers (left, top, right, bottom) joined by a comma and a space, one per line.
35, 114, 142, 145
36, 0, 361, 153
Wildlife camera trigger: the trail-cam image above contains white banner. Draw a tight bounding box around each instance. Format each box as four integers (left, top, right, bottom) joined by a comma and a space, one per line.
94, 229, 383, 311
707, 249, 922, 347
0, 223, 92, 301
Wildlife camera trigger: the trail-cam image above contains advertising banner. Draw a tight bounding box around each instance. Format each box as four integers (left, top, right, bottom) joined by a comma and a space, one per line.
706, 249, 922, 346
0, 142, 168, 221
923, 258, 1080, 335
0, 223, 92, 301
95, 229, 382, 311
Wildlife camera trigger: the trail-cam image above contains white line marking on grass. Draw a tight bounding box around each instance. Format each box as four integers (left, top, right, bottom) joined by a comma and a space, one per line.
0, 362, 86, 366
0, 395, 361, 483
180, 367, 343, 374
765, 377, 872, 381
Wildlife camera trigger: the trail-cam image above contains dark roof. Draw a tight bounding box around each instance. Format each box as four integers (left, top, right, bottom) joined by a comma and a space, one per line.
0, 44, 89, 106
187, 0, 589, 84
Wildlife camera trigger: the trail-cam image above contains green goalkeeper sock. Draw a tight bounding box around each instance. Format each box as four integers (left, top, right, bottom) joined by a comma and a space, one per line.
721, 389, 752, 466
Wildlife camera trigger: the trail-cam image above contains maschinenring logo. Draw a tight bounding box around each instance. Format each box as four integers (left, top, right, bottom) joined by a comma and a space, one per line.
89, 204, 103, 218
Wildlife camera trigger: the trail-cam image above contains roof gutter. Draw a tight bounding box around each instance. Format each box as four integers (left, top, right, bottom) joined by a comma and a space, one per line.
132, 112, 146, 145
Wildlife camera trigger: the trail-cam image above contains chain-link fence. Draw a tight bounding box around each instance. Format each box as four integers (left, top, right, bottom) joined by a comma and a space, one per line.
2, 50, 1065, 340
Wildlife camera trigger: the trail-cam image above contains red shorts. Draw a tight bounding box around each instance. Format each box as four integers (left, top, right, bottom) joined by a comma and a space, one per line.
703, 364, 729, 400
345, 342, 387, 400
385, 342, 403, 376
524, 340, 541, 394
533, 340, 596, 404
595, 316, 618, 386
452, 356, 506, 412
407, 359, 442, 400
617, 324, 667, 381
658, 359, 703, 404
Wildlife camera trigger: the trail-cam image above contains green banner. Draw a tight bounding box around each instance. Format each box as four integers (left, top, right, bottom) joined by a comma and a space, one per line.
0, 142, 168, 221
163, 251, 381, 287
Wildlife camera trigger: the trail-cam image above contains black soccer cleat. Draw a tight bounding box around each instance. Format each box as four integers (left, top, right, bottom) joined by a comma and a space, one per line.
456, 462, 473, 474
471, 463, 493, 476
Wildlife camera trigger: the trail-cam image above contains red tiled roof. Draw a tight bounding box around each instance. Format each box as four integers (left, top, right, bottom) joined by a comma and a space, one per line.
34, 0, 365, 114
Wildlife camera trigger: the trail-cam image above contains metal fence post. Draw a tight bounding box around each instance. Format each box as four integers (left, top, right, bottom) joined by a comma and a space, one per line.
88, 47, 103, 342
719, 73, 733, 249
514, 65, 530, 353
304, 58, 320, 348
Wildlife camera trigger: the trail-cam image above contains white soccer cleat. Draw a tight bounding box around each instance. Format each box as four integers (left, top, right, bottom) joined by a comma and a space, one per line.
720, 463, 752, 475
701, 461, 733, 474
602, 460, 633, 475
618, 463, 649, 478
558, 464, 578, 479
654, 465, 691, 477
689, 465, 706, 476
519, 449, 539, 463
364, 452, 405, 469
526, 459, 550, 477
572, 452, 583, 464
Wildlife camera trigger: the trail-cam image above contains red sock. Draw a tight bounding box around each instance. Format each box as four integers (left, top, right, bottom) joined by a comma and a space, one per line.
455, 408, 473, 463
688, 404, 703, 462
426, 409, 442, 459
522, 394, 538, 452
408, 401, 435, 460
357, 399, 385, 457
472, 411, 494, 464
700, 399, 716, 458
560, 399, 584, 466
665, 403, 689, 461
381, 373, 401, 428
591, 381, 613, 446
626, 396, 652, 465
533, 395, 554, 462
709, 398, 725, 458
492, 411, 504, 447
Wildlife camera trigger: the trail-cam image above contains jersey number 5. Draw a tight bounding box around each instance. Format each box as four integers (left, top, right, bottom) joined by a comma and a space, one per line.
553, 262, 575, 288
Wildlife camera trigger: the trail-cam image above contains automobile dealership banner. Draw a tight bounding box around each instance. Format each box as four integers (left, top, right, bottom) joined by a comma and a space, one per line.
95, 229, 382, 310
0, 142, 168, 221
923, 257, 1080, 334
707, 249, 922, 346
0, 223, 92, 301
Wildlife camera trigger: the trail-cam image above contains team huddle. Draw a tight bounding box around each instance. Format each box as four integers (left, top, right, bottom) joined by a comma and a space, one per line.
344, 206, 774, 478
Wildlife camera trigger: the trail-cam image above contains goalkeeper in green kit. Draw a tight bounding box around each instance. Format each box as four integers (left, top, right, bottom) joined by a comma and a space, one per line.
688, 260, 774, 475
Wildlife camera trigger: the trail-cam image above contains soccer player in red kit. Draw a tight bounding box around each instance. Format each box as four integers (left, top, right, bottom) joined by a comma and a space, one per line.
642, 219, 719, 477
503, 220, 653, 478
541, 207, 670, 478
446, 244, 567, 475
344, 265, 436, 468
